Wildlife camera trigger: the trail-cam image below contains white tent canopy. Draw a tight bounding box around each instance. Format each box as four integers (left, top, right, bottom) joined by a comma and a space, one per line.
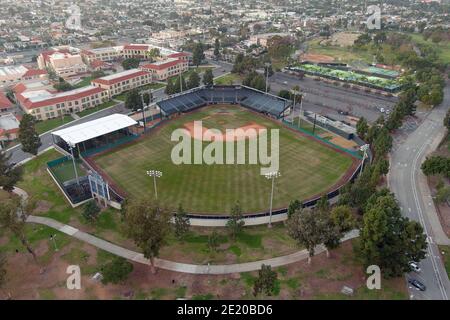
52, 113, 137, 147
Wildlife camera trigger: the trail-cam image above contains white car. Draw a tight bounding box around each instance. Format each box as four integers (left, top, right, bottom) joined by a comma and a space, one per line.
409, 262, 421, 273
379, 107, 385, 113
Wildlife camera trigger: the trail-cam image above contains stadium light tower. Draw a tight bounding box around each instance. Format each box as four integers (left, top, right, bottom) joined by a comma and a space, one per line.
264, 62, 271, 93
290, 89, 301, 126
146, 170, 162, 200
69, 144, 79, 185
359, 144, 370, 175
264, 170, 281, 228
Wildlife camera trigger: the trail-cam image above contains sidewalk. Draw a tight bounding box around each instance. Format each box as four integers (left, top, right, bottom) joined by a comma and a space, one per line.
26, 214, 359, 274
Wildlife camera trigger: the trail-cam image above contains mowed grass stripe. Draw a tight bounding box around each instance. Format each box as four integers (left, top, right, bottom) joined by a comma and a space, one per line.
93, 105, 354, 214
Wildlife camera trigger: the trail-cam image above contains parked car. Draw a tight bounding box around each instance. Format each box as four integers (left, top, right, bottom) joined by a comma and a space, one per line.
409, 262, 421, 273
408, 278, 426, 291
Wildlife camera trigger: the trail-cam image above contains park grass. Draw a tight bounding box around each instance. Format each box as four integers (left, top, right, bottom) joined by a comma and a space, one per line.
35, 116, 73, 135
306, 38, 373, 64
408, 33, 450, 64
214, 73, 242, 85
76, 100, 118, 118
93, 104, 354, 214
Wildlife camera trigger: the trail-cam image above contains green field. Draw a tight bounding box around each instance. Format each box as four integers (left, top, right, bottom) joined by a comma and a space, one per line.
93, 105, 354, 214
35, 116, 73, 135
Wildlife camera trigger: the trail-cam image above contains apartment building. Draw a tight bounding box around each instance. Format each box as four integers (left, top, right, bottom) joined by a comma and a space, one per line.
0, 65, 47, 86
15, 85, 108, 120
91, 68, 152, 96
140, 58, 188, 81
81, 46, 124, 64
38, 50, 88, 78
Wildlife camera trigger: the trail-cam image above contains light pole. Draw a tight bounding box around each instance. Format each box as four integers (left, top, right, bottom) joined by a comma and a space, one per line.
264, 62, 271, 93
290, 89, 300, 126
298, 92, 305, 128
69, 145, 79, 185
146, 170, 162, 200
264, 171, 281, 228
359, 144, 370, 175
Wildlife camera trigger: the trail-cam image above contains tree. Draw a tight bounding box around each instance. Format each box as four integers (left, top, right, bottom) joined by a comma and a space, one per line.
373, 128, 392, 158
142, 92, 152, 106
278, 90, 290, 100
174, 75, 187, 93
187, 71, 200, 89
192, 42, 205, 67
123, 198, 171, 273
226, 202, 245, 240
287, 199, 302, 218
82, 200, 100, 222
122, 58, 140, 70
330, 205, 355, 233
202, 69, 214, 86
101, 257, 133, 284
0, 197, 37, 263
360, 194, 427, 278
208, 230, 220, 252
18, 114, 41, 156
356, 117, 369, 140
54, 78, 74, 91
253, 264, 278, 297
214, 38, 220, 58
315, 195, 329, 213
0, 151, 22, 192
174, 204, 190, 240
165, 78, 175, 95
321, 212, 342, 258
286, 208, 324, 263
421, 156, 450, 177
124, 89, 143, 111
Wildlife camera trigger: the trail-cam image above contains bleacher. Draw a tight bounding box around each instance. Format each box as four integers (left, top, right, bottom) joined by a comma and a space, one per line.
157, 86, 291, 118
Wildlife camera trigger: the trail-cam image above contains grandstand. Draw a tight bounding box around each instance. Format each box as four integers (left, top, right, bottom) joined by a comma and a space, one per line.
157, 85, 292, 118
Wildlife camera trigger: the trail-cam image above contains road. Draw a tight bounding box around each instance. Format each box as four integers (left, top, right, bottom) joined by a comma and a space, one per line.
389, 80, 450, 300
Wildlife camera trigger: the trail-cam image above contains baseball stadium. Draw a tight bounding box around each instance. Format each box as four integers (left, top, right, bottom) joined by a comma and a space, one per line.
50, 85, 363, 216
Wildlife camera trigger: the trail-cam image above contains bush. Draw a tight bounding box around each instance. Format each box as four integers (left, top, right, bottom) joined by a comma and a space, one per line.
101, 257, 133, 284
82, 200, 100, 222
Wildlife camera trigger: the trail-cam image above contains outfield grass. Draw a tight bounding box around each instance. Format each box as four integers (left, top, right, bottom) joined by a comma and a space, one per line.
35, 116, 73, 135
94, 105, 354, 213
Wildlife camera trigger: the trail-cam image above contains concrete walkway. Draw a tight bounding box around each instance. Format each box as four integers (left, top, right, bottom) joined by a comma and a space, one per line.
26, 214, 359, 274
10, 187, 359, 274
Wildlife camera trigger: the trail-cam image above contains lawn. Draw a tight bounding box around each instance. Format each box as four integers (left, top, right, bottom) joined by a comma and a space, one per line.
76, 100, 118, 118
93, 104, 355, 214
306, 38, 373, 64
35, 116, 73, 135
214, 73, 242, 85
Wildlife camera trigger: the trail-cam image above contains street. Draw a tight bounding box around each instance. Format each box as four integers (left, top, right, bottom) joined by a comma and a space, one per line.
389, 80, 450, 300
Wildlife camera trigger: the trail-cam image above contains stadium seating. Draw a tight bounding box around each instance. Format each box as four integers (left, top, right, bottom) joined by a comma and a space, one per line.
157, 86, 291, 118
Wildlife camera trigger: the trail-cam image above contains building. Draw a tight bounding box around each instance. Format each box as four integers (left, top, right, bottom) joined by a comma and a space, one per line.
16, 85, 108, 120
0, 113, 20, 146
81, 46, 124, 64
91, 68, 152, 96
37, 50, 88, 79
0, 65, 48, 87
140, 58, 188, 81
0, 91, 14, 114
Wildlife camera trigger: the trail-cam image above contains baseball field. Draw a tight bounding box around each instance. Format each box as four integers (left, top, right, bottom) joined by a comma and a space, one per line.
92, 105, 357, 214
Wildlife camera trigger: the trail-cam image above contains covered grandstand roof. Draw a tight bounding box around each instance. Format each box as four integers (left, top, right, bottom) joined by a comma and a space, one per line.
52, 114, 137, 147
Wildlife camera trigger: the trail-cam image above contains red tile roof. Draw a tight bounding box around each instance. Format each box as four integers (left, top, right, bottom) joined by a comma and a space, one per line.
23, 68, 47, 78
0, 92, 13, 108
123, 44, 149, 51
17, 86, 106, 110
167, 52, 190, 58
141, 59, 184, 71
91, 70, 150, 86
